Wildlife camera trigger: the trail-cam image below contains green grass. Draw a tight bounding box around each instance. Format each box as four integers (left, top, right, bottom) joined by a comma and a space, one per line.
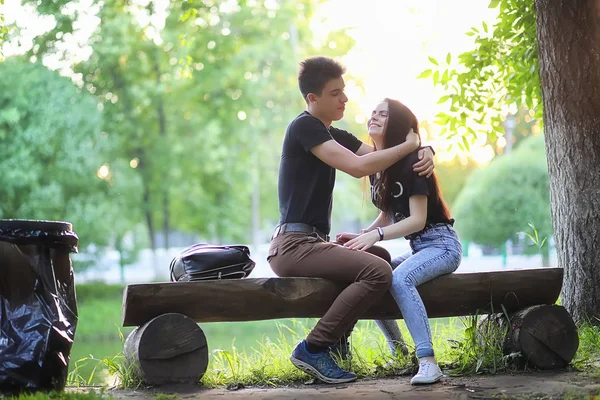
64, 283, 600, 390
441, 313, 517, 376
74, 284, 130, 342
75, 283, 124, 304
571, 318, 600, 377
75, 298, 131, 342
199, 318, 419, 387
0, 390, 111, 400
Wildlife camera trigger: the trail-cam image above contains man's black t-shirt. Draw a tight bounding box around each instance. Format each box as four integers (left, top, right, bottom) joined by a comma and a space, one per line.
370, 151, 453, 237
278, 111, 362, 234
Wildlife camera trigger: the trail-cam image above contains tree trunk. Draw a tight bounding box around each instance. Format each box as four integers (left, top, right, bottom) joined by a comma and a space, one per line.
252, 150, 261, 251
151, 46, 170, 251
143, 187, 156, 253
540, 244, 550, 267
163, 195, 169, 250
115, 234, 126, 284
535, 0, 600, 323
142, 185, 161, 279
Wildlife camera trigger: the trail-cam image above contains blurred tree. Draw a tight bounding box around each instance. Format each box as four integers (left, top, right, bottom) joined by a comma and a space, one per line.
0, 0, 7, 59
14, 0, 357, 250
453, 135, 551, 265
433, 157, 480, 209
495, 105, 540, 155
74, 0, 175, 267
163, 0, 356, 243
0, 58, 142, 263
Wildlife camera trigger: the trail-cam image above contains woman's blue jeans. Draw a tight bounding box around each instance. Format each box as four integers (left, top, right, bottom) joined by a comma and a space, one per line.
375, 224, 462, 358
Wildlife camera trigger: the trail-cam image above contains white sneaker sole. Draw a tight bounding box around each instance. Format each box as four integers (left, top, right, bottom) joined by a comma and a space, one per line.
290, 356, 357, 384
410, 373, 443, 385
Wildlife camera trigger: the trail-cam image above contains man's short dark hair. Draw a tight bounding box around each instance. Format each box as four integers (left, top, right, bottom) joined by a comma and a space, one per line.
298, 56, 346, 102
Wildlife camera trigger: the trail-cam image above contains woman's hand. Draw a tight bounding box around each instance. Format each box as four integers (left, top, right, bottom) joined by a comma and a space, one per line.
344, 230, 380, 251
335, 232, 359, 243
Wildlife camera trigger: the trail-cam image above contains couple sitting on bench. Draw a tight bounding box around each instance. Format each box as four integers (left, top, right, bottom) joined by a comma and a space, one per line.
267, 56, 462, 385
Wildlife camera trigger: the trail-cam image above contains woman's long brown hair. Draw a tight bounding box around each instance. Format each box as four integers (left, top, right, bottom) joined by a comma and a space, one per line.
373, 98, 451, 221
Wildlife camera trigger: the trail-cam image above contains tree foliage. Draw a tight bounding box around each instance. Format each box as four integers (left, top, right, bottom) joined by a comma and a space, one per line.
433, 157, 480, 209
9, 0, 356, 246
0, 58, 141, 249
0, 0, 7, 59
420, 0, 539, 150
453, 135, 551, 253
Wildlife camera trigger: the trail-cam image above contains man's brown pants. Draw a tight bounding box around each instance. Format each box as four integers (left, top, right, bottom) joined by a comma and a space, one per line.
268, 232, 393, 347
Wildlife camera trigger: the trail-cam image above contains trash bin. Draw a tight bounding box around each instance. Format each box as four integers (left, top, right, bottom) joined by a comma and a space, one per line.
0, 219, 79, 393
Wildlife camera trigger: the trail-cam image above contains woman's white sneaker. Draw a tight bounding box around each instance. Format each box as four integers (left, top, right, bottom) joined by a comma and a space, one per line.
410, 359, 443, 385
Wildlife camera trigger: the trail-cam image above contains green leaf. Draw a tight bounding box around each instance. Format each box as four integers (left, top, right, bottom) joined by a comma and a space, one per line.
442, 69, 449, 83
428, 56, 439, 66
489, 0, 500, 8
462, 135, 471, 152
433, 70, 440, 84
437, 95, 451, 104
417, 69, 432, 79
446, 52, 451, 64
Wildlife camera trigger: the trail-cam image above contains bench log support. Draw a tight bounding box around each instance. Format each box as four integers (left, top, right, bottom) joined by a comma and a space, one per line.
480, 304, 579, 369
123, 313, 208, 385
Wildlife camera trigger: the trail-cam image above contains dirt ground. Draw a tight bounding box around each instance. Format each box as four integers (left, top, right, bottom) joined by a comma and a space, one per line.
97, 371, 600, 400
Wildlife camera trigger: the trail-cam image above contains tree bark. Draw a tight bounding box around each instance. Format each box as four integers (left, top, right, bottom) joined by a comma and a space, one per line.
535, 0, 600, 323
122, 268, 563, 326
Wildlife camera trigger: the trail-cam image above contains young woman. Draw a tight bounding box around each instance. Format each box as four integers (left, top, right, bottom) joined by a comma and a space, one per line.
336, 98, 462, 385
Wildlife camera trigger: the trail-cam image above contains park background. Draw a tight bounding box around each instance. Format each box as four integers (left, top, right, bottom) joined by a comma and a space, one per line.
0, 0, 560, 386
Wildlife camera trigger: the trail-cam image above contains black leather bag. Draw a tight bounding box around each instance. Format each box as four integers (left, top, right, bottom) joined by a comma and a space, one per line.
169, 243, 256, 282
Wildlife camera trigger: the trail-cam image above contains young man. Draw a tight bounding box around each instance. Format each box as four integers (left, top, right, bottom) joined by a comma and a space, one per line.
267, 56, 435, 384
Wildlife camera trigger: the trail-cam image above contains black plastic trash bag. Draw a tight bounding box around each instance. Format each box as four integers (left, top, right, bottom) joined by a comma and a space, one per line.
0, 220, 79, 393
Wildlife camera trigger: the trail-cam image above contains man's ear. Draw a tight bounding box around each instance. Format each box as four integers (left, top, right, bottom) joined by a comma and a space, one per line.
307, 93, 318, 104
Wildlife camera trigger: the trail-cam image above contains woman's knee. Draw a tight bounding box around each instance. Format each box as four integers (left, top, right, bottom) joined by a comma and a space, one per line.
392, 266, 418, 289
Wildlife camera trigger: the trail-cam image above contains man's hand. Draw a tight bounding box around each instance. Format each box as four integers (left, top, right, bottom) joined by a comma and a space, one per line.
344, 230, 379, 251
413, 147, 435, 177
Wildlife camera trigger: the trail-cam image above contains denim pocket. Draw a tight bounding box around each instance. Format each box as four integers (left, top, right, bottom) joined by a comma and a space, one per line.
415, 231, 444, 251
419, 230, 443, 242
412, 226, 454, 252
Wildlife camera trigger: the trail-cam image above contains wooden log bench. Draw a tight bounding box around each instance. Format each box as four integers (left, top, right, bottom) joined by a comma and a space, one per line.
121, 267, 578, 386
